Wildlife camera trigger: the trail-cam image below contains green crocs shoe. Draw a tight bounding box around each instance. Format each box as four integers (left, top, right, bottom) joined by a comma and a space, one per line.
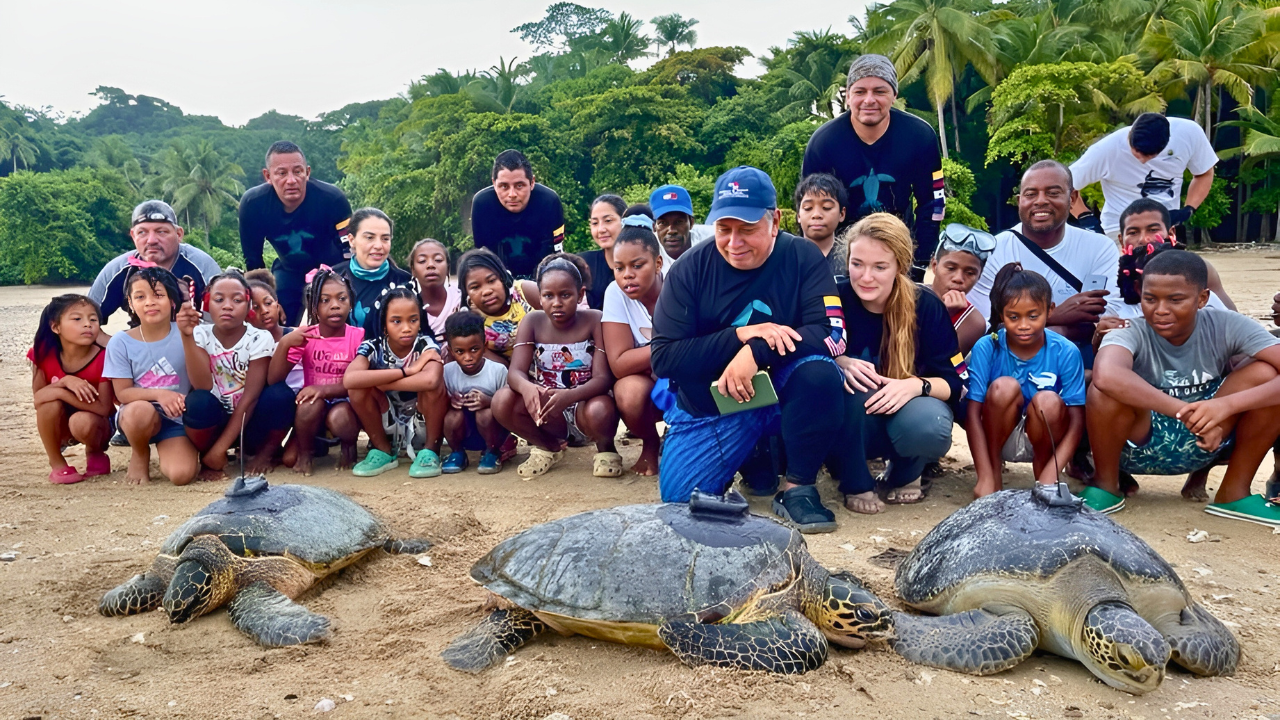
409, 448, 443, 479
1077, 486, 1125, 515
353, 448, 399, 477
1204, 494, 1280, 528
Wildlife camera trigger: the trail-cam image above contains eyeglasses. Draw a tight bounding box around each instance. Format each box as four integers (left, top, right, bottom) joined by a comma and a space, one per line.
937, 223, 996, 263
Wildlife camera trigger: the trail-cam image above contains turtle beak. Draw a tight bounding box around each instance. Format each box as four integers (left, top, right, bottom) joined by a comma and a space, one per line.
163, 559, 215, 624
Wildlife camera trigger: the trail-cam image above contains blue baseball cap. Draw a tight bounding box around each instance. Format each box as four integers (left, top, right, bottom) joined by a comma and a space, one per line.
650, 185, 694, 219
706, 166, 777, 224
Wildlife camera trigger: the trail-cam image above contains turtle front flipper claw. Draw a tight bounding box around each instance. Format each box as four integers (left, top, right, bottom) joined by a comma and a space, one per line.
227, 581, 330, 647
100, 572, 168, 616
442, 608, 547, 673
892, 607, 1039, 675
1157, 603, 1240, 676
659, 610, 828, 674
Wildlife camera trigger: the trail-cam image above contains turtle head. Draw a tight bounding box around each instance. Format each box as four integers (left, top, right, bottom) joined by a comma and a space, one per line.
163, 536, 238, 624
812, 571, 895, 649
1080, 603, 1170, 694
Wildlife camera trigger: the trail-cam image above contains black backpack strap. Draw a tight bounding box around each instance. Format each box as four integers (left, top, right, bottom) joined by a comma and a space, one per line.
1009, 229, 1082, 292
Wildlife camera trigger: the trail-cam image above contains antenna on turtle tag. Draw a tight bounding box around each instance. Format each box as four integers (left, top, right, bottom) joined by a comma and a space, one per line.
1034, 405, 1081, 508
689, 488, 750, 519
225, 415, 268, 498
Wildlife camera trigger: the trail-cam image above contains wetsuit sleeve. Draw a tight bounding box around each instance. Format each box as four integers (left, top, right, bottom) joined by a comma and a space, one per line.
331, 191, 352, 250
912, 133, 945, 265
746, 246, 841, 369
240, 199, 265, 271
471, 191, 498, 255
651, 262, 742, 386
550, 195, 566, 252
88, 257, 125, 321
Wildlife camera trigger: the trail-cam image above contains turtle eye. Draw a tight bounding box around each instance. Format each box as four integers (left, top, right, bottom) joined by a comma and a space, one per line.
854, 607, 878, 623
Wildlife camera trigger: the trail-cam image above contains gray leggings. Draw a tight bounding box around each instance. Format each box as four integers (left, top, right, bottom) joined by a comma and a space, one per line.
830, 391, 953, 495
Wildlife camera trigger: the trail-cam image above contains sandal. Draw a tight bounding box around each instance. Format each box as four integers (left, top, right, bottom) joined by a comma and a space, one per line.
772, 485, 837, 534
592, 451, 624, 478
844, 491, 885, 515
49, 466, 84, 485
885, 480, 925, 505
518, 447, 564, 478
83, 452, 111, 478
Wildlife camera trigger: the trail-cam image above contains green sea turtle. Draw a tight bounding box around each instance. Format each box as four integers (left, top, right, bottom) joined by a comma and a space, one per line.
891, 484, 1239, 694
442, 493, 893, 674
99, 476, 429, 646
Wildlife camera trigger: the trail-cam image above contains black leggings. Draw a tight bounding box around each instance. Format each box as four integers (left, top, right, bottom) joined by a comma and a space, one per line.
776, 359, 847, 486
183, 383, 296, 445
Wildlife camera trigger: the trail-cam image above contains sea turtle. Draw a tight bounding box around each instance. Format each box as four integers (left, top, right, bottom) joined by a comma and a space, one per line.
99, 476, 429, 646
891, 484, 1240, 694
442, 492, 893, 674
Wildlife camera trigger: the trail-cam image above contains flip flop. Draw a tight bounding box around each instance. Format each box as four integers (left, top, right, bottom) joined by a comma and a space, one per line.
1204, 494, 1280, 528
49, 466, 83, 485
885, 480, 925, 505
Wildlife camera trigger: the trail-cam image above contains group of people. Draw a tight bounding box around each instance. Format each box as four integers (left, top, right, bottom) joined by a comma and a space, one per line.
28, 55, 1280, 535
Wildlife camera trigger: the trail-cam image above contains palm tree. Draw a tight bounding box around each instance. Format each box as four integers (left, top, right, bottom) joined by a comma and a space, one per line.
770, 29, 857, 119
470, 57, 525, 113
874, 0, 1000, 158
596, 12, 653, 64
651, 13, 699, 56
1220, 103, 1280, 239
83, 136, 144, 192
1142, 0, 1278, 137
149, 140, 244, 241
0, 118, 39, 173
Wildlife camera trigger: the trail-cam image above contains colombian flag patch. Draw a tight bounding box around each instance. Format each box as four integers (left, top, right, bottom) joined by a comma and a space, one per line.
824, 296, 846, 356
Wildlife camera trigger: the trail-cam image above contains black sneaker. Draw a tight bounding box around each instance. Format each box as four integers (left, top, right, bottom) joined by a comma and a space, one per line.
772, 485, 837, 534
109, 428, 129, 447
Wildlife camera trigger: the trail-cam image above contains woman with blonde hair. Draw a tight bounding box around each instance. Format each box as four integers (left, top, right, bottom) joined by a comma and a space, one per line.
834, 213, 962, 514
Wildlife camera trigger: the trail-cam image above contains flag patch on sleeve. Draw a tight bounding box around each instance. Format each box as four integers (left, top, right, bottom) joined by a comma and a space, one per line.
824, 295, 846, 356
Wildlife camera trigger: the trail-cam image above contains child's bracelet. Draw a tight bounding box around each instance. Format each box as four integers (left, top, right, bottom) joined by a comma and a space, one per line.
401, 367, 408, 378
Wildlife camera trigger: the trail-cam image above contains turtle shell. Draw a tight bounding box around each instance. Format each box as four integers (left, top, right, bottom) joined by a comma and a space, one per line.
472, 503, 803, 624
896, 489, 1185, 605
159, 484, 387, 566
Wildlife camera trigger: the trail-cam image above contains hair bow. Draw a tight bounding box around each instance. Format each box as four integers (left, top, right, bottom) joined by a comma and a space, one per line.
622, 215, 654, 230
305, 264, 334, 283
127, 255, 159, 269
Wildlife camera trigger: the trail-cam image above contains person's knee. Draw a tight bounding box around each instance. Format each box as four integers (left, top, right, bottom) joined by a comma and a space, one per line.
1086, 380, 1121, 412
68, 411, 105, 441
898, 398, 954, 458
118, 401, 158, 433
183, 390, 226, 430
987, 376, 1023, 406
786, 360, 843, 400
613, 376, 649, 415
1028, 390, 1066, 417
161, 452, 199, 485
257, 383, 296, 430
327, 404, 358, 437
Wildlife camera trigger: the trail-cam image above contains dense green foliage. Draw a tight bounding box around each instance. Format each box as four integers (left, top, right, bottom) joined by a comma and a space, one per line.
6, 0, 1280, 284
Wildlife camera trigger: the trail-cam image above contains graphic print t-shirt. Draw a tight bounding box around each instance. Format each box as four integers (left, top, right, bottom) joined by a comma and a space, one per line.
1069, 117, 1218, 234
192, 324, 275, 411
285, 325, 365, 387
532, 338, 596, 390
356, 333, 439, 418
104, 323, 191, 418
1101, 309, 1278, 403
471, 183, 566, 278
443, 358, 508, 409
482, 285, 534, 359
239, 179, 353, 272
966, 328, 1086, 406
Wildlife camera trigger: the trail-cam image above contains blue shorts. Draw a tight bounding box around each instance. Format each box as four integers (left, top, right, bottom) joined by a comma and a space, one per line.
1122, 382, 1232, 475
150, 404, 187, 444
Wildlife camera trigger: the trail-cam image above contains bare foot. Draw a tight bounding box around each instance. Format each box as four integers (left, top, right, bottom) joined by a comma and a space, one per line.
886, 480, 924, 504
292, 456, 313, 476
844, 491, 884, 515
198, 466, 228, 483
630, 444, 659, 476
1120, 471, 1141, 498
973, 477, 1003, 499
246, 449, 278, 476
336, 442, 357, 470
1181, 467, 1210, 502
125, 454, 150, 485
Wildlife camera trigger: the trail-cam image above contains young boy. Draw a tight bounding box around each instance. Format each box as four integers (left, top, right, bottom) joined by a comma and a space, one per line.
441, 310, 510, 474
1089, 250, 1280, 525
794, 173, 849, 279
930, 223, 995, 357
965, 265, 1086, 498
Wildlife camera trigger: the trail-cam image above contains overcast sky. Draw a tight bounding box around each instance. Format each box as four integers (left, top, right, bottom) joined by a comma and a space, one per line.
3, 1, 870, 127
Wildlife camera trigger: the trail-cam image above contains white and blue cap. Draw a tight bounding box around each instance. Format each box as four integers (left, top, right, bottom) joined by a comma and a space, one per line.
650, 184, 694, 219
706, 166, 777, 224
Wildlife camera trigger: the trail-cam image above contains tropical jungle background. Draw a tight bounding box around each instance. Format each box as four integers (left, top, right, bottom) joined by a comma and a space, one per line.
4, 0, 1280, 285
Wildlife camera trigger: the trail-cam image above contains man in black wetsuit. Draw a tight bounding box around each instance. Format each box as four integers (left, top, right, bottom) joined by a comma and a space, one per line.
802, 54, 945, 281
470, 150, 566, 279
239, 141, 352, 324
651, 166, 849, 534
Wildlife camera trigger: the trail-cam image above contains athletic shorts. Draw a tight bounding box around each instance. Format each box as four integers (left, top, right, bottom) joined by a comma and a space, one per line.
1122, 385, 1233, 475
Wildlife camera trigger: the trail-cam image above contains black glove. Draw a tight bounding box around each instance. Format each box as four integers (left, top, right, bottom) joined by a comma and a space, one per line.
1169, 205, 1195, 226
1075, 212, 1103, 234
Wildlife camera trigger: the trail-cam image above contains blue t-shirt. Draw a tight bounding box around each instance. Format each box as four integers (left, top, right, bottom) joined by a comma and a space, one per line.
966, 328, 1086, 406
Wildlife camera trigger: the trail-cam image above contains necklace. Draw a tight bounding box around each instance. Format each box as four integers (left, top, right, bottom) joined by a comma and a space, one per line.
139, 324, 150, 343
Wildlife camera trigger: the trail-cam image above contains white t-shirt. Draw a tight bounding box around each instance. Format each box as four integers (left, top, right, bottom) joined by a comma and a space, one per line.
601, 281, 653, 347
192, 324, 275, 411
1070, 118, 1218, 234
1109, 291, 1229, 320
443, 357, 509, 409
968, 224, 1124, 321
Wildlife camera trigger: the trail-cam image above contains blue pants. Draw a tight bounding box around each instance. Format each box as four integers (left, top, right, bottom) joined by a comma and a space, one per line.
831, 391, 954, 495
658, 357, 844, 502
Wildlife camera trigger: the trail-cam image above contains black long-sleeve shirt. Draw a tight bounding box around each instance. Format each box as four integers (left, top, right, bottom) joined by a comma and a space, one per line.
239, 179, 352, 272
651, 232, 845, 417
802, 109, 945, 266
837, 280, 963, 415
471, 183, 566, 278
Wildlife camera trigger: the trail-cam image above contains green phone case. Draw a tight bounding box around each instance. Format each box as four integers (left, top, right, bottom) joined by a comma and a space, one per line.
711, 371, 780, 415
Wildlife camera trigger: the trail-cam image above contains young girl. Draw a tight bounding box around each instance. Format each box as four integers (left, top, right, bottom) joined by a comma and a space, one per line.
602, 217, 664, 476
965, 264, 1086, 498
345, 285, 447, 478
456, 248, 542, 364
492, 253, 620, 478
179, 271, 292, 479
104, 267, 200, 485
269, 267, 365, 475
580, 194, 626, 310
30, 295, 115, 483
930, 223, 994, 358
407, 238, 461, 340
246, 269, 289, 340
334, 208, 412, 340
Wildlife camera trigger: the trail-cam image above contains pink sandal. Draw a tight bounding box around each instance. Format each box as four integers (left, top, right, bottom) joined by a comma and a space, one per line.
49, 466, 84, 484
83, 453, 111, 478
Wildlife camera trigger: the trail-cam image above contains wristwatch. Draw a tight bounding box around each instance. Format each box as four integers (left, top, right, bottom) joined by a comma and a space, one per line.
919, 378, 932, 398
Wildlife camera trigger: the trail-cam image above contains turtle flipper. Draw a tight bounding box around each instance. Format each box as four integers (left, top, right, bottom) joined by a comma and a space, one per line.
1157, 603, 1240, 676
226, 581, 330, 647
383, 538, 432, 555
442, 608, 547, 673
100, 572, 168, 616
892, 608, 1040, 675
658, 609, 828, 674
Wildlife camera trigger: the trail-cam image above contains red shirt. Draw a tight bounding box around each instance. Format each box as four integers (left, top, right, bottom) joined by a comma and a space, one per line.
28, 345, 107, 386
